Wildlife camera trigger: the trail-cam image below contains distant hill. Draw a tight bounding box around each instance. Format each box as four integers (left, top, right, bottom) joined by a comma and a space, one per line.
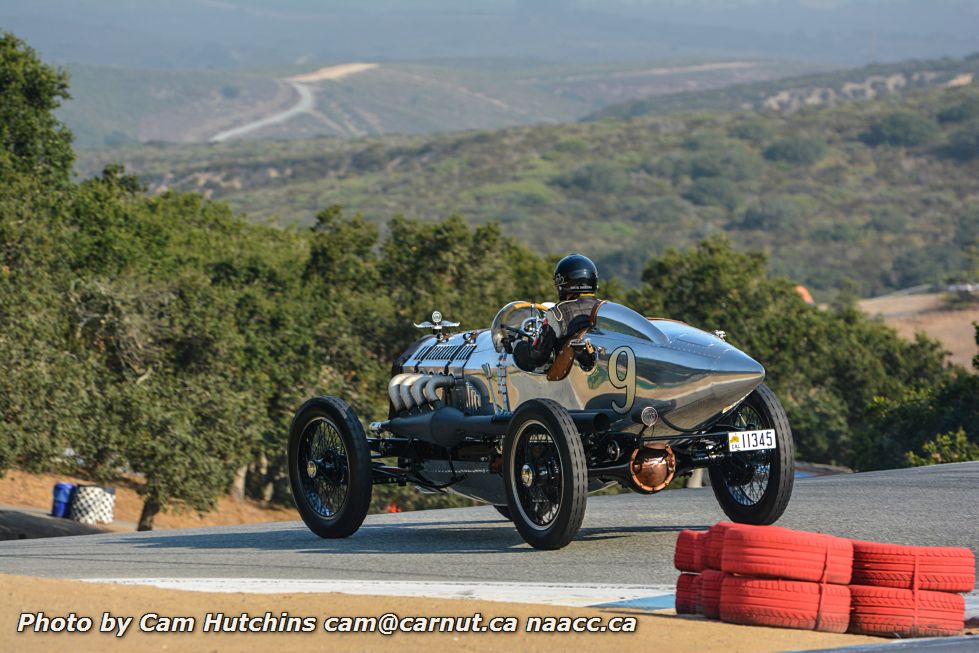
59, 59, 816, 148
56, 65, 282, 147
78, 82, 979, 296
586, 55, 979, 121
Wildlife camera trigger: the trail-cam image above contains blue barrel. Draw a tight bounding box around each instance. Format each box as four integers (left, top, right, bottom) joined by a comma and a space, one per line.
51, 482, 76, 518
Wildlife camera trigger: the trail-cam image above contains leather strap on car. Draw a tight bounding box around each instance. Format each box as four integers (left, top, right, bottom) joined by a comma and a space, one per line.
546, 327, 589, 381
589, 299, 605, 325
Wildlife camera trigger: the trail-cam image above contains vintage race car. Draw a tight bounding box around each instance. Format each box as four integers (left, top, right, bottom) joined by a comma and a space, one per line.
288, 300, 794, 549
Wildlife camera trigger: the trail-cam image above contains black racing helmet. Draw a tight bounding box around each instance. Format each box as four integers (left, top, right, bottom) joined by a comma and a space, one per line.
554, 253, 598, 300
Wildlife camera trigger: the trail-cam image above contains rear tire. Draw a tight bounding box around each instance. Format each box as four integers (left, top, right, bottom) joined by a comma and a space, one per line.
288, 396, 372, 538
503, 399, 587, 550
709, 384, 794, 525
493, 505, 512, 520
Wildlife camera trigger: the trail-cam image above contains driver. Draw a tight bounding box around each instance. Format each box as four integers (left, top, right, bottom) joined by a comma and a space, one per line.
513, 254, 601, 375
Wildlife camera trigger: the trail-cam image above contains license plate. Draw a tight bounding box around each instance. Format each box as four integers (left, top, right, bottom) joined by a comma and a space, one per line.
728, 429, 776, 452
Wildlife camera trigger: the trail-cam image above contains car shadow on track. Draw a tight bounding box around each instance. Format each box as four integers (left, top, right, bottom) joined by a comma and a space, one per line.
100, 520, 711, 556
576, 524, 712, 542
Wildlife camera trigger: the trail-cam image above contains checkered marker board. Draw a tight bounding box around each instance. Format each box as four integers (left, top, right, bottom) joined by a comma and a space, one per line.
69, 485, 115, 524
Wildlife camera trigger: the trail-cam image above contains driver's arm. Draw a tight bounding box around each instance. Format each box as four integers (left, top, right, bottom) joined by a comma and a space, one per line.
513, 323, 557, 372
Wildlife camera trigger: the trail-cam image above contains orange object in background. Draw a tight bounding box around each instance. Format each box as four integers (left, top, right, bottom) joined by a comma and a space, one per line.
795, 285, 815, 305
383, 502, 403, 513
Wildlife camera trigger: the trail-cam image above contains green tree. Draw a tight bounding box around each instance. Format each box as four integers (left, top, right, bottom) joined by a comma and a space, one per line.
0, 35, 80, 476
763, 137, 826, 165
936, 91, 979, 123
0, 32, 73, 180
906, 429, 979, 466
689, 146, 763, 182
739, 196, 808, 233
859, 111, 938, 147
944, 119, 979, 160
682, 177, 741, 211
728, 118, 773, 144
553, 162, 627, 194
856, 324, 978, 471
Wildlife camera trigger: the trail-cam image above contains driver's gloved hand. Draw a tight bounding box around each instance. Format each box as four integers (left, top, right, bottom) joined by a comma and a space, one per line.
571, 338, 597, 372
512, 340, 535, 371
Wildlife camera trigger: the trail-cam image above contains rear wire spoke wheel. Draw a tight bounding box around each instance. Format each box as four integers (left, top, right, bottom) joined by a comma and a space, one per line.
289, 396, 372, 538
709, 384, 794, 525
504, 399, 587, 550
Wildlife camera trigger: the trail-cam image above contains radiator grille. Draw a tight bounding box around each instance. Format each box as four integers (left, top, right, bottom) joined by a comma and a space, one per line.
415, 343, 477, 362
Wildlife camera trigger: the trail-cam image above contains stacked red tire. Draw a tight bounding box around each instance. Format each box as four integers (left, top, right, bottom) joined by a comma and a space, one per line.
848, 585, 965, 637
702, 521, 740, 570
720, 576, 852, 633
676, 522, 972, 638
674, 530, 706, 573
850, 541, 975, 592
714, 524, 854, 632
721, 525, 853, 584
699, 570, 727, 619
846, 541, 973, 637
676, 573, 702, 615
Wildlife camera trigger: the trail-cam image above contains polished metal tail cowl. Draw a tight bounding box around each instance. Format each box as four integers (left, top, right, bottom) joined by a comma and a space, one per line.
711, 347, 766, 410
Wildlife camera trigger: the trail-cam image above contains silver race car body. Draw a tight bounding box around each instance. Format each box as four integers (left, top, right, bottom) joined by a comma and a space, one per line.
289, 299, 794, 549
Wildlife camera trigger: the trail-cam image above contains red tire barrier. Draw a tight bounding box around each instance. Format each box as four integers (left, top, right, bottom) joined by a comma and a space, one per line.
848, 585, 965, 638
674, 530, 706, 572
676, 572, 702, 615
702, 521, 740, 570
721, 525, 853, 584
699, 569, 727, 619
720, 576, 851, 633
851, 540, 976, 593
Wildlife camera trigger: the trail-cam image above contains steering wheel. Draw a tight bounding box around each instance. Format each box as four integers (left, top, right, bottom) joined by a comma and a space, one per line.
505, 317, 541, 339
520, 316, 542, 337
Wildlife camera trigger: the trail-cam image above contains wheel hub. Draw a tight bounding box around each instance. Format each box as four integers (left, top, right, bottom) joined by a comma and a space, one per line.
306, 460, 318, 479
520, 464, 535, 487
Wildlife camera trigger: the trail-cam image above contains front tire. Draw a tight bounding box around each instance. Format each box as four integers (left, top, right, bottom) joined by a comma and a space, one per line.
289, 396, 372, 538
709, 384, 794, 525
503, 399, 588, 549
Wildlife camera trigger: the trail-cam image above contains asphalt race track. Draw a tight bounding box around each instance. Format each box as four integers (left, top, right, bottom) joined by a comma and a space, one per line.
1, 463, 976, 589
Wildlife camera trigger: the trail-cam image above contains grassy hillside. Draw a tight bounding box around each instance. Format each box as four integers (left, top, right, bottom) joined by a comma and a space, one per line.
586, 54, 979, 121
60, 59, 815, 147
57, 65, 286, 147
79, 81, 979, 296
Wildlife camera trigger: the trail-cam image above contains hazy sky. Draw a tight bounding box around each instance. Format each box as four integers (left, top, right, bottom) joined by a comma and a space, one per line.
1, 0, 976, 67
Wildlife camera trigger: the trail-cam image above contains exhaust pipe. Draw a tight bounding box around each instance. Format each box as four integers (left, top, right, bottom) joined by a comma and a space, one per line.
388, 373, 413, 413
399, 374, 424, 411
385, 406, 609, 448
387, 406, 509, 448
389, 373, 458, 414
571, 411, 612, 434
409, 374, 429, 409
423, 374, 456, 403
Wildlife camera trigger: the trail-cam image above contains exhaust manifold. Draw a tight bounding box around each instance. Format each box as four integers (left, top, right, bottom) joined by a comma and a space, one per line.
388, 373, 456, 413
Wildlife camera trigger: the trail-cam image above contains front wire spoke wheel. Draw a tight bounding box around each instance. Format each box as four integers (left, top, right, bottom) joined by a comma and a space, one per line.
503, 399, 587, 550
708, 384, 794, 525
288, 396, 372, 539
301, 418, 349, 517
515, 430, 561, 528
